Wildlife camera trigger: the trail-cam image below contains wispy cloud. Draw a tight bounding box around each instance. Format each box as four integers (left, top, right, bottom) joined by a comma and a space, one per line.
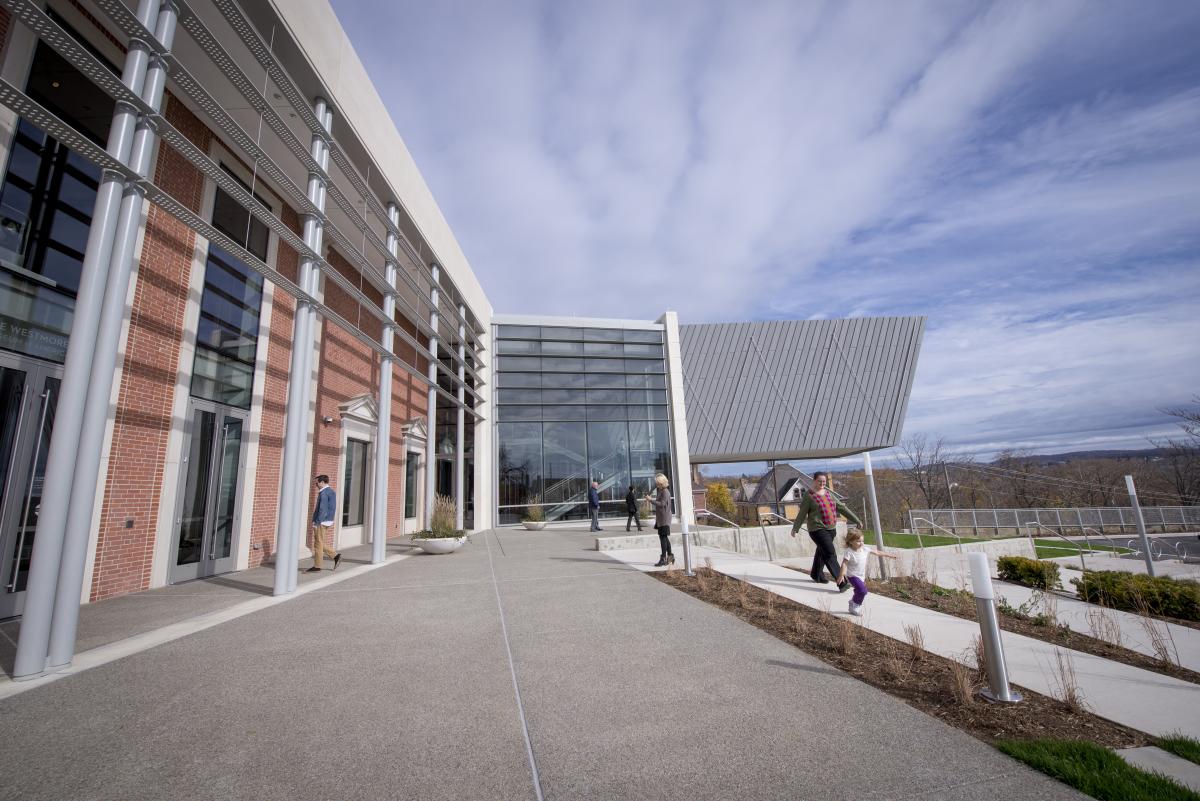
331, 0, 1200, 456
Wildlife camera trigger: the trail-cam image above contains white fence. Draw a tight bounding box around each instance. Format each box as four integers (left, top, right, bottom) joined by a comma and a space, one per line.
908, 506, 1200, 536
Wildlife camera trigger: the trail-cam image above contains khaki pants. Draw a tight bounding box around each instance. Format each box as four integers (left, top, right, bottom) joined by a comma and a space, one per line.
312, 523, 337, 568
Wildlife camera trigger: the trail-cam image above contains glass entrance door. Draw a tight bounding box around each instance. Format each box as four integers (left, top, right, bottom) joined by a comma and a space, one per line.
0, 354, 61, 618
170, 400, 246, 583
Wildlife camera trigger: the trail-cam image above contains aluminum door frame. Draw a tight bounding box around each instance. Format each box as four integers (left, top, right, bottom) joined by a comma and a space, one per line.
168, 397, 249, 584
0, 351, 62, 617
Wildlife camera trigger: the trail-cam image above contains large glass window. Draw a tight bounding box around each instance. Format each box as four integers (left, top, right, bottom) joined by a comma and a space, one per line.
0, 29, 115, 364
494, 324, 673, 523
342, 438, 369, 527
498, 422, 542, 510
189, 183, 270, 408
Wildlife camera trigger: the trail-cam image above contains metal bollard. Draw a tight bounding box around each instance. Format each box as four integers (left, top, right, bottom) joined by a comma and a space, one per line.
968, 552, 1022, 703
681, 517, 695, 577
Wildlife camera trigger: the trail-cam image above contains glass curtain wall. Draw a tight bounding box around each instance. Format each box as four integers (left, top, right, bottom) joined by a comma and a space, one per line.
494, 324, 671, 524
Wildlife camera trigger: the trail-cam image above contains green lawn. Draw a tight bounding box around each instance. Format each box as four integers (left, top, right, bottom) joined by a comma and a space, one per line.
997, 739, 1200, 801
1157, 734, 1200, 766
871, 530, 1129, 557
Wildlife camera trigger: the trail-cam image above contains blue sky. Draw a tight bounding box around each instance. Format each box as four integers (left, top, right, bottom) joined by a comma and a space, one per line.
329, 0, 1200, 461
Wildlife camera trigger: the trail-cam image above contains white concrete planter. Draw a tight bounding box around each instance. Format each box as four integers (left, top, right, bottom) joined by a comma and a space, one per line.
413, 536, 467, 554
522, 521, 547, 530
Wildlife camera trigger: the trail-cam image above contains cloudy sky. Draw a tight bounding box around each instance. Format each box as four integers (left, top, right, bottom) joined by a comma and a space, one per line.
329, 0, 1200, 461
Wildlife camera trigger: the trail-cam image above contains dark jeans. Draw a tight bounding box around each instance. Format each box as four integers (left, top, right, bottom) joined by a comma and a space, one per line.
657, 525, 673, 556
590, 507, 601, 531
626, 513, 642, 531
808, 528, 841, 583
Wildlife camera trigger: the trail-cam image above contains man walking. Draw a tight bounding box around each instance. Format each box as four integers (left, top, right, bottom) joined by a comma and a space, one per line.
624, 484, 642, 531
307, 474, 342, 573
588, 480, 602, 531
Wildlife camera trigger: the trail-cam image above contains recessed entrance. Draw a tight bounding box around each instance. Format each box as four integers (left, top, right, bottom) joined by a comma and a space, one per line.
169, 400, 247, 583
0, 353, 61, 618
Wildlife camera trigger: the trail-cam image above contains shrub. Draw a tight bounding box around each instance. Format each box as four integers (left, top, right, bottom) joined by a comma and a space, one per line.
1072, 571, 1200, 622
705, 482, 736, 522
996, 556, 1062, 590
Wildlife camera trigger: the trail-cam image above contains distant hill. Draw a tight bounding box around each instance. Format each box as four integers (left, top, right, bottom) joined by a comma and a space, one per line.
994, 448, 1166, 466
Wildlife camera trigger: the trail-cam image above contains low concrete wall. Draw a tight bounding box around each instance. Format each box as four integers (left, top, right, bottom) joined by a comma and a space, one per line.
596, 523, 849, 559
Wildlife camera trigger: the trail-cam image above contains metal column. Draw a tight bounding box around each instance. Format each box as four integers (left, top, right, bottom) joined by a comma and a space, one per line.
47, 0, 180, 671
1125, 475, 1156, 577
455, 304, 465, 531
425, 265, 439, 529
12, 0, 160, 680
274, 98, 332, 596
863, 451, 887, 579
370, 204, 401, 564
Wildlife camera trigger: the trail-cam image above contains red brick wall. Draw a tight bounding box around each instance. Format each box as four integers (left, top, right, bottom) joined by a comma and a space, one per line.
244, 206, 301, 567
81, 89, 431, 597
308, 251, 428, 546
90, 95, 210, 601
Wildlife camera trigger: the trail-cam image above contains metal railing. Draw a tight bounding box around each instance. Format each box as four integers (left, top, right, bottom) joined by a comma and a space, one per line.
1025, 521, 1089, 573
909, 506, 1200, 536
696, 510, 740, 551
910, 516, 963, 553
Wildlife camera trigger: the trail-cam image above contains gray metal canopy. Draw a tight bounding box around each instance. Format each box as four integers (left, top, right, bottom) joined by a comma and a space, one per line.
680, 317, 924, 463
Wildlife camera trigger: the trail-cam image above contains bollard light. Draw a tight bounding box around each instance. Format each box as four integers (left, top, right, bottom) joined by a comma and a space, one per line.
967, 552, 1022, 704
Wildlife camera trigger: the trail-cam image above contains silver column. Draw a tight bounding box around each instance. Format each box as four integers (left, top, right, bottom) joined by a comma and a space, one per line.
46, 0, 180, 671
273, 98, 332, 596
968, 552, 1022, 703
12, 0, 160, 680
863, 451, 888, 580
424, 265, 439, 529
1125, 475, 1156, 577
370, 204, 400, 564
455, 305, 465, 530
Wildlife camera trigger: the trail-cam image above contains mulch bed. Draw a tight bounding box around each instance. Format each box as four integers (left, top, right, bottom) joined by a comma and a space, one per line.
866, 576, 1200, 685
653, 567, 1148, 748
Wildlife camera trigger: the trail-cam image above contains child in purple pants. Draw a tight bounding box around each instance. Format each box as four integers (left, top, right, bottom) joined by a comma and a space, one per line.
836, 530, 898, 616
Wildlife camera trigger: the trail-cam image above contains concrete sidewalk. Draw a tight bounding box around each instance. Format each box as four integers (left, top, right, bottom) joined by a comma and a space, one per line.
0, 529, 1087, 800
607, 545, 1200, 740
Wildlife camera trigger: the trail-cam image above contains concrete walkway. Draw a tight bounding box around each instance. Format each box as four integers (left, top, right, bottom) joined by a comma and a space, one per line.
606, 545, 1200, 740
0, 529, 1087, 800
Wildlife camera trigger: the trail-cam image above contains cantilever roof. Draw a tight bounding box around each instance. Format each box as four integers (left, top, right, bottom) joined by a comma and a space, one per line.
680, 317, 924, 463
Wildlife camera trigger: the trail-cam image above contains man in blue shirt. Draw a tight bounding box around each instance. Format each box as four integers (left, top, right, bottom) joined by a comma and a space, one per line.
307, 474, 342, 573
588, 480, 602, 531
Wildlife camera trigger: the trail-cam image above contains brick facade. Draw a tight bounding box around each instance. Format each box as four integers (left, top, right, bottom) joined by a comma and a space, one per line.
89, 94, 210, 601
3, 9, 438, 603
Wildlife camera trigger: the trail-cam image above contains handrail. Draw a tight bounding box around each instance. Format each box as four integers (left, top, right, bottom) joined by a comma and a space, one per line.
697, 510, 741, 552
1026, 521, 1087, 573
760, 511, 792, 526
756, 519, 776, 562
911, 516, 962, 553
1079, 526, 1132, 556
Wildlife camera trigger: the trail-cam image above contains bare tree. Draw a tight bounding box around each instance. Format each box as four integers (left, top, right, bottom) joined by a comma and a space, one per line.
898, 434, 951, 509
1156, 396, 1200, 505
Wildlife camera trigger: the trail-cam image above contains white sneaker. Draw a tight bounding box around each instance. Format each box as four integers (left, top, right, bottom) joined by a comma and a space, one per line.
848, 601, 860, 615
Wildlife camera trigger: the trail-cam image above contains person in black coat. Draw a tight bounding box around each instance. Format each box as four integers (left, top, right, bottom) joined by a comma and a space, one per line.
624, 485, 642, 531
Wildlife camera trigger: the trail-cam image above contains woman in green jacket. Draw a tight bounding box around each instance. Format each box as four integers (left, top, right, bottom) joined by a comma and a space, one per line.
789, 471, 862, 589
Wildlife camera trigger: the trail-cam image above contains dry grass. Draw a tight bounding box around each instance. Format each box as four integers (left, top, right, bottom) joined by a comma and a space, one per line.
949, 657, 975, 706
1086, 603, 1123, 648
1051, 649, 1088, 713
834, 618, 858, 656
695, 570, 710, 593
1133, 591, 1181, 667
737, 576, 751, 609
1039, 591, 1060, 628
765, 591, 776, 620
903, 623, 926, 662
972, 634, 989, 687
791, 610, 807, 636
